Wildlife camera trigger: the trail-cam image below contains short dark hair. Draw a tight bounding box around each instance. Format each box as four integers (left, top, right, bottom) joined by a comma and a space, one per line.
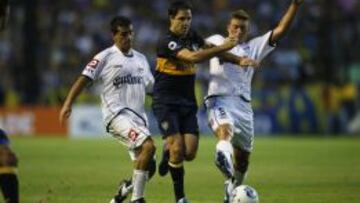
168, 1, 192, 18
231, 9, 250, 21
110, 16, 132, 34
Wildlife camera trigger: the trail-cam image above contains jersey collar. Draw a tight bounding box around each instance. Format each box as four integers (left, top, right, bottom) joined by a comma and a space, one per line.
113, 45, 134, 58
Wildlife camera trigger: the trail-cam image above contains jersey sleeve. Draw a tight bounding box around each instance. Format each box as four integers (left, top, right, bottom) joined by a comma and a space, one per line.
206, 34, 225, 46
248, 31, 276, 61
81, 52, 106, 80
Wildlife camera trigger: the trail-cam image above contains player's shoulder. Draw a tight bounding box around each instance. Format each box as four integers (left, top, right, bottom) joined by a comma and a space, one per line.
94, 45, 117, 60
248, 31, 273, 44
157, 31, 177, 46
132, 49, 148, 61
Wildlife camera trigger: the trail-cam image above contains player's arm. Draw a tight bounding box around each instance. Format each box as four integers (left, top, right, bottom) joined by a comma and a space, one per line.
270, 0, 303, 44
59, 75, 92, 125
218, 51, 259, 67
176, 36, 238, 63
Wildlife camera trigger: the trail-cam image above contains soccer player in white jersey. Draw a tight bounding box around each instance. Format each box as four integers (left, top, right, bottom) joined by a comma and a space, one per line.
204, 1, 303, 202
59, 16, 155, 203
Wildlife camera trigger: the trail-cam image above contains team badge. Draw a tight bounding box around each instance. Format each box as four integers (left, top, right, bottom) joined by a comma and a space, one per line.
161, 121, 169, 131
168, 41, 178, 50
128, 129, 139, 142
87, 59, 99, 69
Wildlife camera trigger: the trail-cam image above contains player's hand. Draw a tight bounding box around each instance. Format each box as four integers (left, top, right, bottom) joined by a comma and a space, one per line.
238, 57, 259, 67
222, 32, 239, 50
59, 105, 72, 126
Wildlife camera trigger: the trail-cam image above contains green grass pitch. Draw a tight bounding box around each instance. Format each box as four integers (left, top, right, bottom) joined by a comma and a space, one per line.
12, 135, 360, 203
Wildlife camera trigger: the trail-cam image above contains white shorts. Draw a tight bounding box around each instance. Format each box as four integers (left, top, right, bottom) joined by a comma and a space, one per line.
205, 96, 254, 152
108, 110, 151, 160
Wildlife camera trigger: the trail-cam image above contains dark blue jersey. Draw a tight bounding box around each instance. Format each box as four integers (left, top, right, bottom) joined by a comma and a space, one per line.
153, 29, 205, 106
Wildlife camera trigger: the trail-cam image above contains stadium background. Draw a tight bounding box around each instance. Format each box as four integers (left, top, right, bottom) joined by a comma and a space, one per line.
0, 0, 359, 136
0, 0, 360, 203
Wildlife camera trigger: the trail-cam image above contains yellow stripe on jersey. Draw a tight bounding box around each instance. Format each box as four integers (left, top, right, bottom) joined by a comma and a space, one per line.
0, 166, 18, 174
156, 57, 196, 75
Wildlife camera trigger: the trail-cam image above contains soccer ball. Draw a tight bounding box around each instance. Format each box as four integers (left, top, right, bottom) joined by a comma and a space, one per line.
232, 185, 259, 203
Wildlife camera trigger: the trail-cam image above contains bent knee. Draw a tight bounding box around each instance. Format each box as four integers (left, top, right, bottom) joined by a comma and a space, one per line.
169, 144, 184, 163
184, 151, 196, 161
142, 138, 156, 155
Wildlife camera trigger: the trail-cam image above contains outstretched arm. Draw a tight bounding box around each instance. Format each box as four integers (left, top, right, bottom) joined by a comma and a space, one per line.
59, 75, 92, 125
176, 37, 238, 63
270, 0, 303, 44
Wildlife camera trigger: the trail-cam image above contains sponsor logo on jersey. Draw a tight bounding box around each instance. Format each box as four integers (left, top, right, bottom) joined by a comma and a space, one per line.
112, 65, 123, 68
87, 59, 99, 69
113, 74, 142, 87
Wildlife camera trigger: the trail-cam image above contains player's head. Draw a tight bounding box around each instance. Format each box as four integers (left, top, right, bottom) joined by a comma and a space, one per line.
110, 16, 134, 53
168, 1, 192, 36
227, 9, 250, 43
0, 129, 9, 145
0, 0, 9, 31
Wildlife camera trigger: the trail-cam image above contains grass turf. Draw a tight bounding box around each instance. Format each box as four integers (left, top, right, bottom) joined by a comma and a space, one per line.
11, 135, 360, 203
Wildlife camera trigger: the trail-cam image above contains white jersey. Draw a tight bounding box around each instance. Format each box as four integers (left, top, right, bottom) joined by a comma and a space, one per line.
82, 45, 154, 128
206, 31, 275, 101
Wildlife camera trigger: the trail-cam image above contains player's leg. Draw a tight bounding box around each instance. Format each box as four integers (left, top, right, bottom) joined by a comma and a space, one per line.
205, 97, 236, 203
183, 133, 198, 161
130, 137, 156, 203
166, 133, 187, 202
158, 141, 170, 176
108, 114, 155, 203
233, 147, 250, 186
0, 130, 19, 203
231, 98, 254, 187
214, 124, 234, 179
181, 106, 199, 161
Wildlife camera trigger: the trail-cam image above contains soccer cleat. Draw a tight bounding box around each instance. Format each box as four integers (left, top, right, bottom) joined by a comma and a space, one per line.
158, 145, 169, 177
223, 179, 234, 203
110, 179, 133, 203
215, 151, 234, 179
130, 197, 146, 203
177, 197, 190, 203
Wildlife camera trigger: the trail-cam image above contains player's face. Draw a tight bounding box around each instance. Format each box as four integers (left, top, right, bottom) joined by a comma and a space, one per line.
227, 18, 249, 43
113, 25, 134, 53
170, 9, 192, 36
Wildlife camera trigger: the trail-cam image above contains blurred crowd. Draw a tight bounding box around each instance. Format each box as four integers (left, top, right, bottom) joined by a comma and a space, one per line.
0, 0, 359, 134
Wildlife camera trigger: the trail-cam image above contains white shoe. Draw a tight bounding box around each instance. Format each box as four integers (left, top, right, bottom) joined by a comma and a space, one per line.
177, 197, 190, 203
223, 179, 234, 203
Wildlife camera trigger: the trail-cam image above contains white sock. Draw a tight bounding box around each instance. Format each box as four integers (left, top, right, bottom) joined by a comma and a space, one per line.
131, 169, 148, 201
216, 140, 234, 175
234, 170, 247, 186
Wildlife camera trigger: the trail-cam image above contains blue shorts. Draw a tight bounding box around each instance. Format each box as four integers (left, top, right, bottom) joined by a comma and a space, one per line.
152, 103, 199, 137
